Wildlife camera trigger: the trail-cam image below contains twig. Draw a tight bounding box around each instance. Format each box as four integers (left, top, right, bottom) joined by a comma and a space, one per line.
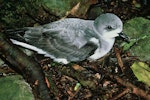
110, 75, 150, 100
109, 88, 131, 100
58, 65, 98, 90
114, 47, 124, 72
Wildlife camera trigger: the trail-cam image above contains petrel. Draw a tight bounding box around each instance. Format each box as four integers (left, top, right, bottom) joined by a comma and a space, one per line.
8, 13, 129, 64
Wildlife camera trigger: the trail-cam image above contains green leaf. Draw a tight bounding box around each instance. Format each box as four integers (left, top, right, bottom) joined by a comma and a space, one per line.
123, 17, 150, 61
0, 75, 34, 100
121, 39, 137, 51
131, 62, 150, 86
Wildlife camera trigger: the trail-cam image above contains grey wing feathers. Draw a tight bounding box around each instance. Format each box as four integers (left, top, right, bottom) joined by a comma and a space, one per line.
23, 18, 97, 62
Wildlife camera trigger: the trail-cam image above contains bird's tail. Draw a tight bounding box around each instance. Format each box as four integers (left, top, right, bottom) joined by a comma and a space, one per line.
4, 28, 28, 42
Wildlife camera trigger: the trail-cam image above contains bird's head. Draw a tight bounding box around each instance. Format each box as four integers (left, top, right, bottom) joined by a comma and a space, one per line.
94, 13, 129, 42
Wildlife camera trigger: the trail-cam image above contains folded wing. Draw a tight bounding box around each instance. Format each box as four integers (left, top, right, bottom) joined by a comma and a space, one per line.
15, 18, 98, 62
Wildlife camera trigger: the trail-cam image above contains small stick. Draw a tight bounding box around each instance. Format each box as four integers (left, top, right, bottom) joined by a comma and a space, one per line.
110, 75, 150, 100
114, 47, 124, 72
109, 88, 131, 100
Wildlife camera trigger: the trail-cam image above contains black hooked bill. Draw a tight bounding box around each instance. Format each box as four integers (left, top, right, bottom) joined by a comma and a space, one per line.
119, 32, 130, 43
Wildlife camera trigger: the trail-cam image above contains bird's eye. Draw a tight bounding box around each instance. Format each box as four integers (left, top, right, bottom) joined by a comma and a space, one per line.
107, 25, 113, 30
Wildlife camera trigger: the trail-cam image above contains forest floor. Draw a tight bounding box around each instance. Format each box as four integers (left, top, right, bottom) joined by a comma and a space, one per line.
0, 0, 150, 100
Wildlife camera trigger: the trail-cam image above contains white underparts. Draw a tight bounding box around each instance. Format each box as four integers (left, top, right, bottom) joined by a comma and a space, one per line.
88, 37, 102, 60
54, 58, 69, 64
89, 37, 99, 46
88, 38, 115, 61
88, 47, 101, 60
10, 39, 69, 64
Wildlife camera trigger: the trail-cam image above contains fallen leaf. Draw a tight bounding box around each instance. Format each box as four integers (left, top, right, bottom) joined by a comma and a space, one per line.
72, 64, 86, 71
131, 62, 150, 86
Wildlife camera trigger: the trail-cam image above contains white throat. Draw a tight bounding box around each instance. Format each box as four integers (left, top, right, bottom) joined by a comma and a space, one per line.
102, 28, 122, 39
88, 26, 116, 60
100, 37, 115, 55
93, 24, 116, 53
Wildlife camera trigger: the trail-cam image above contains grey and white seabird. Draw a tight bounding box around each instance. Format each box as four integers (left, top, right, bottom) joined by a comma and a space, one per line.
9, 13, 129, 64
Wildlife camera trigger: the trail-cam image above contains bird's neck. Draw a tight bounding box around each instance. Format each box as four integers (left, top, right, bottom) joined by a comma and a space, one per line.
92, 25, 115, 55
99, 37, 115, 57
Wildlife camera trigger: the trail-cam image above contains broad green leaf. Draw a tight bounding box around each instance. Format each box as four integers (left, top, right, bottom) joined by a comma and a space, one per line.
131, 62, 150, 86
123, 17, 150, 61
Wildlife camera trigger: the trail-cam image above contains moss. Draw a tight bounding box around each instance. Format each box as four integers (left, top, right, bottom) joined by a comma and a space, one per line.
0, 75, 33, 100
